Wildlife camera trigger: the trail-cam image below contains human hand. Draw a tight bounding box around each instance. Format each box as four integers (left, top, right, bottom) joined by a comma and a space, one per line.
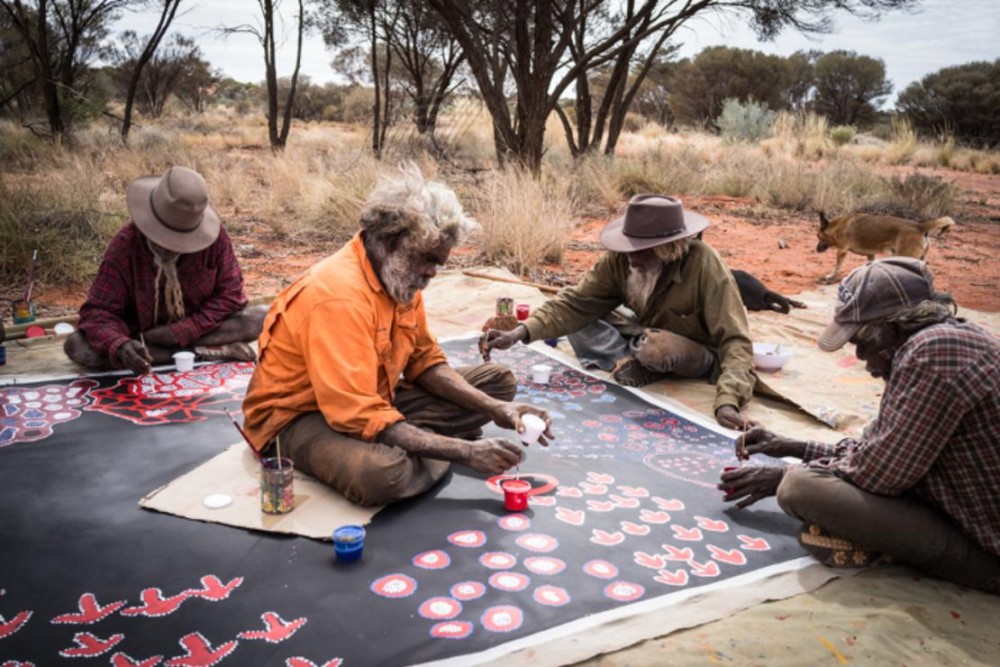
464, 438, 525, 475
491, 403, 553, 447
718, 465, 785, 509
737, 427, 806, 460
141, 324, 178, 348
118, 339, 153, 375
715, 405, 759, 431
478, 325, 527, 362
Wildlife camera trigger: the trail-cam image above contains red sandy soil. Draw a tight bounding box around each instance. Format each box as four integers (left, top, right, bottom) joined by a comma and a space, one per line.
18, 166, 1000, 321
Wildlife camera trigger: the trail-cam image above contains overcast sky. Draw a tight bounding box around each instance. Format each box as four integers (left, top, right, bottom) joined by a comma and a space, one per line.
115, 0, 998, 103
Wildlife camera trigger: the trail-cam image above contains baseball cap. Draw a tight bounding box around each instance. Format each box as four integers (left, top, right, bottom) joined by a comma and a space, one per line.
817, 257, 935, 352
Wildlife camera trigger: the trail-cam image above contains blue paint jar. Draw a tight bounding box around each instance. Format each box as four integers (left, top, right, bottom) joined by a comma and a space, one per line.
333, 525, 366, 562
0, 345, 5, 366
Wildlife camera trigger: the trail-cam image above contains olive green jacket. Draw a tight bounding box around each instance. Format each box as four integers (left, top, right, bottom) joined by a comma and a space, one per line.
523, 240, 755, 414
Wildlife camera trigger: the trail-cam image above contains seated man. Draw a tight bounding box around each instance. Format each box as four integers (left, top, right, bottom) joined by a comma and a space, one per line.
723, 258, 999, 593
241, 168, 552, 507
65, 166, 266, 374
481, 194, 755, 429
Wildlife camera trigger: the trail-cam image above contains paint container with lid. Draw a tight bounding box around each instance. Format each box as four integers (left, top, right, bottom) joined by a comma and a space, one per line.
333, 525, 366, 562
516, 304, 530, 321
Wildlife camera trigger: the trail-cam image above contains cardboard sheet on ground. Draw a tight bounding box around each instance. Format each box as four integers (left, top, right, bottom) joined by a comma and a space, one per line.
140, 443, 379, 539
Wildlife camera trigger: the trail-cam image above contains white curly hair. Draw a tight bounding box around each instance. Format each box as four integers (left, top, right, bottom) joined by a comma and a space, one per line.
359, 164, 479, 251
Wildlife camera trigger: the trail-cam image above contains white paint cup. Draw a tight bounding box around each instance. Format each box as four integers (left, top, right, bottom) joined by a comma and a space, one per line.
519, 413, 546, 445
530, 363, 553, 385
173, 351, 195, 372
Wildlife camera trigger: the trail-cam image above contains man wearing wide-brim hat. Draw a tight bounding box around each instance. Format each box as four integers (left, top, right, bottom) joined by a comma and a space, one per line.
481, 194, 756, 430
65, 166, 268, 375
722, 258, 999, 592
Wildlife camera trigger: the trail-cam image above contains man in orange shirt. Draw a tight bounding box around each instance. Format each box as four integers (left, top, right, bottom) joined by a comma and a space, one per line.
242, 168, 552, 507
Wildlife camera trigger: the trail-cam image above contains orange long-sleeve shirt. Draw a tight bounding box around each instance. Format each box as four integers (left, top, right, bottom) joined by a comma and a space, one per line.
241, 233, 448, 450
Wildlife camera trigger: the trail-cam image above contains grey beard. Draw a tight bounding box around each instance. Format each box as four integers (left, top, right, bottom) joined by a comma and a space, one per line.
379, 251, 428, 304
626, 263, 662, 313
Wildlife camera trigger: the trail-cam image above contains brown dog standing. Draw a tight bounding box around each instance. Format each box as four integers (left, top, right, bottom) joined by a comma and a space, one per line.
816, 211, 955, 283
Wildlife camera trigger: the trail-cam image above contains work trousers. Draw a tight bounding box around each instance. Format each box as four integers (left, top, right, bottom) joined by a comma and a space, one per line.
568, 317, 715, 378
275, 364, 517, 508
778, 466, 1000, 594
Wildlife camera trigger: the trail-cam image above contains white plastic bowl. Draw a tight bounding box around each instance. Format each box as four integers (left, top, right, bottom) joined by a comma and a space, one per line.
752, 342, 792, 372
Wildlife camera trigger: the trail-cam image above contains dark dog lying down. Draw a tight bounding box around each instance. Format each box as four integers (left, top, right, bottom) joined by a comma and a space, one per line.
732, 269, 806, 314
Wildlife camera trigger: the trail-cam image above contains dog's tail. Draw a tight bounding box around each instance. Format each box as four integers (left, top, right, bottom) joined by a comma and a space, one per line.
762, 291, 807, 314
920, 216, 955, 237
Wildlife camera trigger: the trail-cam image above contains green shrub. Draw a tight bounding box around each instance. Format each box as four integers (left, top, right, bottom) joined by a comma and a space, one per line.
717, 98, 775, 143
829, 125, 857, 147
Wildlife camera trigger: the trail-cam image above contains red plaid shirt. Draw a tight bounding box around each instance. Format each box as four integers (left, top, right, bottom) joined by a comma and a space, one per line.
802, 318, 1000, 557
77, 222, 248, 360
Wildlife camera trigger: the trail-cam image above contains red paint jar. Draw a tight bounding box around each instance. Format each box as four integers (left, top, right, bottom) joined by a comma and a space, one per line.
502, 479, 531, 511
516, 304, 530, 321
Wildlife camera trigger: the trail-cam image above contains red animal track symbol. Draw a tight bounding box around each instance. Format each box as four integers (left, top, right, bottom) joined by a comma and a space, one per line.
238, 612, 308, 643
616, 485, 649, 497
694, 516, 729, 532
52, 593, 126, 624
165, 632, 238, 667
707, 545, 747, 566
121, 588, 188, 617
689, 560, 721, 577
0, 610, 32, 638
621, 521, 650, 536
531, 495, 556, 506
555, 506, 585, 526
556, 486, 582, 498
662, 545, 694, 562
590, 529, 625, 546
652, 497, 685, 511
185, 575, 243, 601
738, 535, 771, 551
634, 551, 667, 570
580, 482, 608, 495
609, 494, 640, 509
586, 500, 616, 512
286, 658, 343, 667
112, 652, 164, 667
671, 525, 703, 541
586, 472, 615, 484
654, 569, 689, 587
639, 509, 670, 524
59, 631, 124, 658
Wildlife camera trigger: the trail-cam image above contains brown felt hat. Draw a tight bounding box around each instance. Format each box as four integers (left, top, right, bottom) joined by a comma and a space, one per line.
600, 195, 710, 252
127, 166, 221, 254
817, 257, 935, 352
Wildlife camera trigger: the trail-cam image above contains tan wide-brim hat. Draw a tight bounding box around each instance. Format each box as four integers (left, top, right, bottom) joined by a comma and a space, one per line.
600, 194, 710, 253
127, 166, 221, 254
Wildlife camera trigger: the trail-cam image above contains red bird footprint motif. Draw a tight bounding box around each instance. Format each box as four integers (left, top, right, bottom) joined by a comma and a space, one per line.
52, 593, 126, 624
165, 632, 238, 667
238, 611, 308, 643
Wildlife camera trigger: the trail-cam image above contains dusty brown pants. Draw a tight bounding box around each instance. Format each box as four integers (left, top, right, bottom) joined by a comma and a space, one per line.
778, 466, 1000, 594
274, 364, 516, 507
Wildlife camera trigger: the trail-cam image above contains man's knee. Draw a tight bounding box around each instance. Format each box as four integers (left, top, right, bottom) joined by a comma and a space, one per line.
352, 451, 447, 507
467, 363, 517, 402
64, 332, 105, 368
634, 329, 713, 378
776, 466, 827, 520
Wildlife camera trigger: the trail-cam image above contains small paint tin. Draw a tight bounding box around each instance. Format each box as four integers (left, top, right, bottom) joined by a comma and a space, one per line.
516, 304, 530, 321
333, 525, 366, 562
11, 300, 35, 324
0, 345, 5, 366
260, 457, 295, 514
501, 479, 531, 512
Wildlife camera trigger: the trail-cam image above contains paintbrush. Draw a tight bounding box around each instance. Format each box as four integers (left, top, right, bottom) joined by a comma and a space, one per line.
138, 332, 152, 374
23, 249, 37, 304
737, 419, 749, 465
225, 407, 263, 462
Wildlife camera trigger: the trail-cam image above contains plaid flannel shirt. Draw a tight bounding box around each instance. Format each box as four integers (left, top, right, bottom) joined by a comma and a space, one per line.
77, 222, 248, 361
802, 318, 1000, 557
